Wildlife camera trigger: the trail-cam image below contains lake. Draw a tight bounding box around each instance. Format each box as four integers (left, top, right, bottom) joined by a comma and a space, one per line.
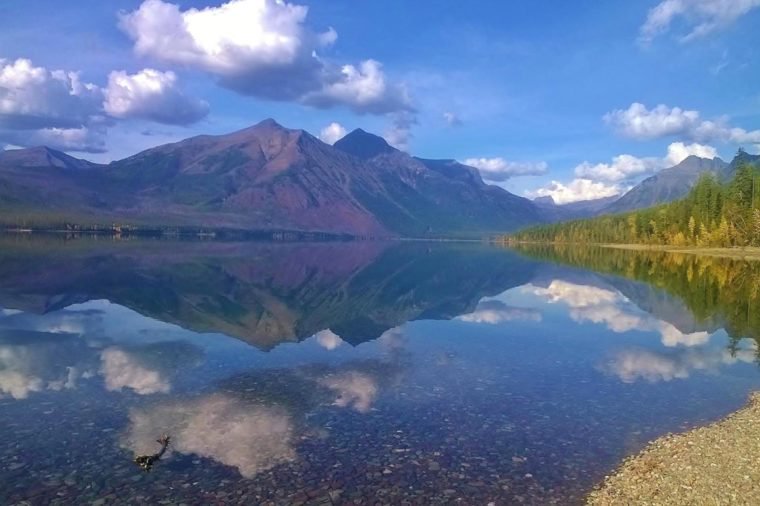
1, 237, 759, 505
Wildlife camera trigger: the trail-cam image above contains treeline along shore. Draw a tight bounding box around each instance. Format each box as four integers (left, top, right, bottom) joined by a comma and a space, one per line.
506, 156, 760, 249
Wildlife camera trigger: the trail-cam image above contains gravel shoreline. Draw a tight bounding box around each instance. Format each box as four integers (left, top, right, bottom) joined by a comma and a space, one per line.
587, 392, 760, 505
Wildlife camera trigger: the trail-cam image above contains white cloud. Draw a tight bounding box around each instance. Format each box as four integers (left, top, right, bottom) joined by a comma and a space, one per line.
303, 60, 413, 114
574, 154, 660, 183
572, 142, 718, 183
120, 0, 412, 115
319, 371, 378, 413
119, 0, 328, 99
0, 58, 108, 152
318, 122, 347, 145
123, 394, 296, 478
314, 329, 343, 350
664, 141, 719, 166
2, 124, 109, 153
529, 140, 721, 201
104, 69, 208, 125
605, 102, 760, 144
640, 0, 760, 44
443, 111, 462, 126
604, 103, 700, 139
463, 157, 548, 182
526, 178, 623, 204
100, 347, 171, 395
0, 58, 103, 130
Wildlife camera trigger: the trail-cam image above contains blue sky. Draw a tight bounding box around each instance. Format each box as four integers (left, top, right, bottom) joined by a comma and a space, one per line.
1, 0, 759, 203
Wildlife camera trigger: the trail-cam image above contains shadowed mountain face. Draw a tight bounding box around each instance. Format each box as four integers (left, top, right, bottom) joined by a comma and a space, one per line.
0, 120, 544, 236
334, 129, 544, 235
0, 238, 539, 349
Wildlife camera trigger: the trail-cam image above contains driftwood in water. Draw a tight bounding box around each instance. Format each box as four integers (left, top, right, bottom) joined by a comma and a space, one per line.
134, 435, 171, 472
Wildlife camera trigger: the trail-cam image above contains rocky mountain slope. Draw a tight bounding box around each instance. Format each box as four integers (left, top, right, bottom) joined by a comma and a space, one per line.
0, 119, 543, 236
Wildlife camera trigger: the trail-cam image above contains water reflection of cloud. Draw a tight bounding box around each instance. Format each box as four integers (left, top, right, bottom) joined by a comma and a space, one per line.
100, 347, 171, 395
457, 300, 542, 324
319, 371, 378, 413
123, 394, 295, 478
602, 344, 757, 383
0, 303, 204, 400
528, 280, 712, 348
0, 331, 97, 399
314, 329, 343, 350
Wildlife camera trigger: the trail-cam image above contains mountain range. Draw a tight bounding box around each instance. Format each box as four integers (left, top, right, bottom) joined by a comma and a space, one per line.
1, 118, 758, 236
0, 119, 541, 237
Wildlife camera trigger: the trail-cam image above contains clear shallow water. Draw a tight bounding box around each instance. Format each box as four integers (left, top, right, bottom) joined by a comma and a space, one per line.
1, 239, 759, 505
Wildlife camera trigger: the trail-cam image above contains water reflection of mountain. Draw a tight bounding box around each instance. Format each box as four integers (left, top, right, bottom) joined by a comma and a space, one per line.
0, 238, 537, 349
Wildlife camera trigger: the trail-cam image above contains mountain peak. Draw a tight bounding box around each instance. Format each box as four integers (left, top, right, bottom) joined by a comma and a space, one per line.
333, 128, 396, 159
0, 145, 92, 170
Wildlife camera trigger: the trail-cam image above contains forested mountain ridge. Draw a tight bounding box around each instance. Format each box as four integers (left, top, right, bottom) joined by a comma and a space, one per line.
602, 155, 728, 214
511, 151, 760, 247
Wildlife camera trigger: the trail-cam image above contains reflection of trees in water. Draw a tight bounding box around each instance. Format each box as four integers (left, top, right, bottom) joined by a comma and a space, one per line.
516, 244, 760, 353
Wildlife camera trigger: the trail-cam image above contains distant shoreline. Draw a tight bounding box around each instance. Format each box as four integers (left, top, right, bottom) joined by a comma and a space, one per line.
602, 243, 760, 261
503, 239, 760, 261
587, 391, 760, 505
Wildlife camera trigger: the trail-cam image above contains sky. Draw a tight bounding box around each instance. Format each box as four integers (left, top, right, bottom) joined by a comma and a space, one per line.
1, 0, 759, 203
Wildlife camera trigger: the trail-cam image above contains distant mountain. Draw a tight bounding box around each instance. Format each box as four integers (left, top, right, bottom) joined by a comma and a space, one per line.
602, 156, 727, 214
533, 195, 620, 222
0, 119, 544, 236
334, 129, 543, 235
0, 146, 98, 170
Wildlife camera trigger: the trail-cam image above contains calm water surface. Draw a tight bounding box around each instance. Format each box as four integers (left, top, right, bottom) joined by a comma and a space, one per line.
1, 238, 759, 505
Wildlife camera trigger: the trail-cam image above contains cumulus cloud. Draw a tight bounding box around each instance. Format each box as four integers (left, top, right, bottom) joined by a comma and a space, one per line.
664, 141, 719, 166
318, 122, 347, 145
574, 154, 660, 183
303, 60, 413, 114
526, 178, 623, 204
573, 142, 718, 183
120, 0, 412, 115
457, 299, 542, 324
104, 69, 209, 125
0, 58, 108, 152
527, 139, 720, 202
0, 58, 103, 130
314, 329, 343, 350
604, 102, 760, 145
443, 111, 462, 126
463, 157, 548, 182
319, 371, 378, 413
0, 57, 209, 152
639, 0, 760, 44
123, 394, 296, 478
1, 123, 109, 153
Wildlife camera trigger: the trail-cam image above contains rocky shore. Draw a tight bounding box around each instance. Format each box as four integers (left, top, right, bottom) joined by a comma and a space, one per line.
588, 392, 760, 505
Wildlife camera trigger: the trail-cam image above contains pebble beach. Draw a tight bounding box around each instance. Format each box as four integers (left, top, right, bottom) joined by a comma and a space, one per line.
588, 392, 760, 505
